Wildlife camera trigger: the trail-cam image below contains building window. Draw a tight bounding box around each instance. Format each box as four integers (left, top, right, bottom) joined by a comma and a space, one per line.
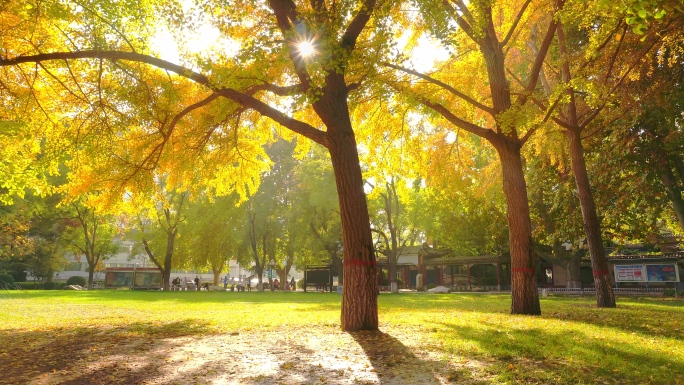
545, 268, 553, 284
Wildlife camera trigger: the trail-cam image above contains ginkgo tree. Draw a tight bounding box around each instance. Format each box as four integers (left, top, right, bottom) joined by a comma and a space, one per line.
527, 1, 683, 307
383, 0, 568, 314
0, 0, 401, 330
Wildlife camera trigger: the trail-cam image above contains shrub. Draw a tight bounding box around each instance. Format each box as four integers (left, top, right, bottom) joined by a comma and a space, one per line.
66, 276, 87, 286
15, 282, 40, 290
11, 271, 27, 282
0, 274, 15, 285
396, 278, 403, 287
44, 281, 57, 290
297, 279, 304, 289
427, 283, 436, 290
377, 270, 388, 286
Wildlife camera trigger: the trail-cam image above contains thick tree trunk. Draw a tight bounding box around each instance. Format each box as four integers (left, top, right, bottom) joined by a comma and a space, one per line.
566, 254, 582, 289
327, 128, 378, 331
567, 129, 615, 308
213, 270, 220, 286
494, 139, 540, 315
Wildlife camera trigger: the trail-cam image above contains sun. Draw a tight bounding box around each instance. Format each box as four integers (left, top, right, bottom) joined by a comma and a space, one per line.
295, 39, 317, 58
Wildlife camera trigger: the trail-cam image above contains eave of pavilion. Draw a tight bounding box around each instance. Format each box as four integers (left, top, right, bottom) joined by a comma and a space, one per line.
421, 253, 508, 267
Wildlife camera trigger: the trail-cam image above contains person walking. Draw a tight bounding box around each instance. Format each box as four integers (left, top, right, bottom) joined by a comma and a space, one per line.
290, 277, 296, 291
194, 276, 200, 291
223, 276, 229, 290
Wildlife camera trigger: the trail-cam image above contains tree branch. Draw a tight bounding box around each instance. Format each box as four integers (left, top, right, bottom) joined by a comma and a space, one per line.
515, 0, 564, 107
501, 0, 532, 47
451, 0, 474, 24
385, 62, 495, 115
217, 88, 327, 146
245, 82, 305, 96
340, 0, 377, 51
0, 50, 327, 146
443, 0, 476, 42
420, 97, 493, 139
268, 0, 313, 90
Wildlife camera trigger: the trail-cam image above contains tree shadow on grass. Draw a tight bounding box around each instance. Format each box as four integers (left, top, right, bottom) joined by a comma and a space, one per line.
350, 330, 442, 384
539, 297, 684, 340
1, 318, 453, 385
436, 321, 684, 385
0, 319, 216, 385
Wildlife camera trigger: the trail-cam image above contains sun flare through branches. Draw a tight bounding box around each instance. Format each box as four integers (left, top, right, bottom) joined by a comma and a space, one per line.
295, 38, 317, 58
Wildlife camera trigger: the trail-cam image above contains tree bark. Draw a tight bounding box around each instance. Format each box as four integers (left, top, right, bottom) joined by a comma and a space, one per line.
87, 263, 95, 289
327, 122, 378, 331
493, 138, 540, 315
567, 128, 616, 307
162, 230, 176, 290
212, 269, 220, 286
565, 254, 582, 289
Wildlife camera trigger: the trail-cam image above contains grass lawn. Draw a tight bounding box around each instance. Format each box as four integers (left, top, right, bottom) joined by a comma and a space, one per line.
0, 291, 683, 385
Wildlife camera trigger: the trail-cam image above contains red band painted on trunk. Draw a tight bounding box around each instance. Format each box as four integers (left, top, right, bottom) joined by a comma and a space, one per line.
344, 259, 377, 266
511, 268, 535, 274
593, 270, 610, 276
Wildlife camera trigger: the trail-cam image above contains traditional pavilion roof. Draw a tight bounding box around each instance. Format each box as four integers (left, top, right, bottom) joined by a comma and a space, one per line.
421, 253, 507, 266
607, 252, 684, 263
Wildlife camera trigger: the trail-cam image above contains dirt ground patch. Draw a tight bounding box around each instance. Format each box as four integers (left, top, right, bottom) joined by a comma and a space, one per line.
0, 325, 489, 385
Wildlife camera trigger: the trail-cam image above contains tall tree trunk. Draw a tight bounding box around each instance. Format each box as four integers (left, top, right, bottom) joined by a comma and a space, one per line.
162, 231, 175, 290
567, 129, 616, 308
494, 138, 541, 315
255, 266, 264, 291
551, 241, 581, 289
212, 269, 221, 286
87, 264, 95, 289
327, 126, 378, 331
566, 254, 582, 289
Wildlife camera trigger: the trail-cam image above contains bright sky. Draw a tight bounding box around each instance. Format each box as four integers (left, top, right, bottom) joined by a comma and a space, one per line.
150, 16, 449, 74
150, 23, 239, 64
396, 31, 451, 73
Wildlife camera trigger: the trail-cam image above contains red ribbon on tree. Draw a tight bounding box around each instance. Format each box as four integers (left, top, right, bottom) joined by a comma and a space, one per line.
593, 270, 610, 276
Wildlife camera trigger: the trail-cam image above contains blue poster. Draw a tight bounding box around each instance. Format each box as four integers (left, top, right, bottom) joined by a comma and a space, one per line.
646, 264, 679, 282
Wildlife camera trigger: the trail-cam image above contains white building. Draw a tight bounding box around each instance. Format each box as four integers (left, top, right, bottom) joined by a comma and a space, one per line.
50, 239, 303, 285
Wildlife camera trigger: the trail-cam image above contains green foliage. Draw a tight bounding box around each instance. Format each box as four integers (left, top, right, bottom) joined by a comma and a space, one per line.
66, 276, 87, 286
622, 0, 670, 34
43, 281, 57, 290
0, 273, 15, 285
663, 289, 684, 297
